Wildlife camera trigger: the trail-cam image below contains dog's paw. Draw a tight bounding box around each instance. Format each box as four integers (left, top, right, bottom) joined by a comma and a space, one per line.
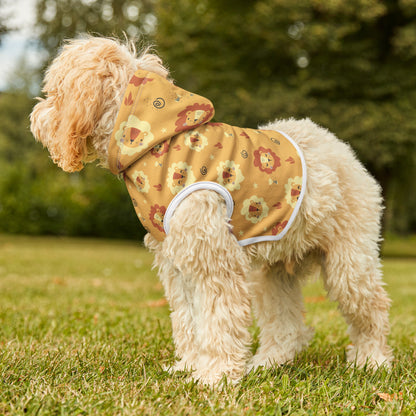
164, 359, 194, 374
346, 344, 393, 370
191, 369, 241, 388
248, 327, 314, 373
247, 351, 293, 373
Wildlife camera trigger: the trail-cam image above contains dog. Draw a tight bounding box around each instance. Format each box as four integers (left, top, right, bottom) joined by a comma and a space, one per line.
30, 36, 393, 385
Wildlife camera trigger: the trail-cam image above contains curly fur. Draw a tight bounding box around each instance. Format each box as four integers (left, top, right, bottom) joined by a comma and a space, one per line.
30, 36, 393, 386
30, 36, 168, 171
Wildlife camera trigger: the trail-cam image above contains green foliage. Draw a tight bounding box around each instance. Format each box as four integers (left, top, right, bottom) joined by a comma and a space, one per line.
1, 0, 415, 237
34, 0, 156, 53
0, 0, 156, 240
0, 162, 144, 239
156, 0, 416, 233
0, 91, 144, 239
0, 235, 416, 414
0, 0, 11, 44
383, 233, 416, 257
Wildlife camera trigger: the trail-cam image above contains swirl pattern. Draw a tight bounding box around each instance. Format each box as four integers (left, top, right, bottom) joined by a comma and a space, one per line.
153, 97, 166, 109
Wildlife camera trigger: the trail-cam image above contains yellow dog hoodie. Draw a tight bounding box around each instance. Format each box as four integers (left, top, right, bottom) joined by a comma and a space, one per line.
108, 70, 306, 246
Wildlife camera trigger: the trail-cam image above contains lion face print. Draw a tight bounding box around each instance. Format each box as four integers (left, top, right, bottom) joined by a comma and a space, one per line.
167, 162, 196, 194
150, 141, 169, 158
272, 220, 288, 235
285, 176, 303, 208
186, 110, 205, 125
115, 115, 153, 155
131, 170, 150, 193
241, 196, 269, 224
253, 147, 281, 174
216, 160, 245, 191
175, 103, 214, 132
149, 204, 166, 233
184, 130, 208, 152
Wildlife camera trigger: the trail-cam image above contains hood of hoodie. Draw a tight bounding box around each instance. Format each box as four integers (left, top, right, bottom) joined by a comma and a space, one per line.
108, 70, 215, 175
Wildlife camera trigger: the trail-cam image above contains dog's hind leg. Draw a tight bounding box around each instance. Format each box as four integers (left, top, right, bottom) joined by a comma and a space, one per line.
248, 263, 314, 371
322, 243, 393, 369
161, 190, 252, 385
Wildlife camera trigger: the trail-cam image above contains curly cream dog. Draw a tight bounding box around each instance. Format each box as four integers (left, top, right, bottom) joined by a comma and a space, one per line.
30, 36, 392, 385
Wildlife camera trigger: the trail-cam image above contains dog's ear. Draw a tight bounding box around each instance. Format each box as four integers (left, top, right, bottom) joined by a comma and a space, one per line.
30, 37, 139, 172
30, 66, 106, 172
30, 37, 170, 172
52, 69, 106, 172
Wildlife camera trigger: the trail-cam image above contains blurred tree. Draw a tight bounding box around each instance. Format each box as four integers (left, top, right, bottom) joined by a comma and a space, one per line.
0, 0, 11, 44
0, 90, 144, 239
34, 0, 156, 54
156, 0, 416, 233
2, 0, 414, 238
9, 0, 160, 239
0, 0, 156, 239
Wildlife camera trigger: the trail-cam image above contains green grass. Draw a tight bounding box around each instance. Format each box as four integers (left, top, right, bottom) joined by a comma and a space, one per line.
1, 234, 415, 415
382, 234, 416, 258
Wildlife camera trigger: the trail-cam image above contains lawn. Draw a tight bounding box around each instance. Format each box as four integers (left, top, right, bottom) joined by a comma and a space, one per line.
0, 234, 415, 415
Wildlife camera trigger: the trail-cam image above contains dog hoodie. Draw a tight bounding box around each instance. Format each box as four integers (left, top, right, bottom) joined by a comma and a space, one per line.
108, 70, 306, 246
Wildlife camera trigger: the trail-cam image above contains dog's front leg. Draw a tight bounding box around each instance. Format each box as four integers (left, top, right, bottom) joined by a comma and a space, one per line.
162, 190, 252, 386
145, 233, 199, 372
